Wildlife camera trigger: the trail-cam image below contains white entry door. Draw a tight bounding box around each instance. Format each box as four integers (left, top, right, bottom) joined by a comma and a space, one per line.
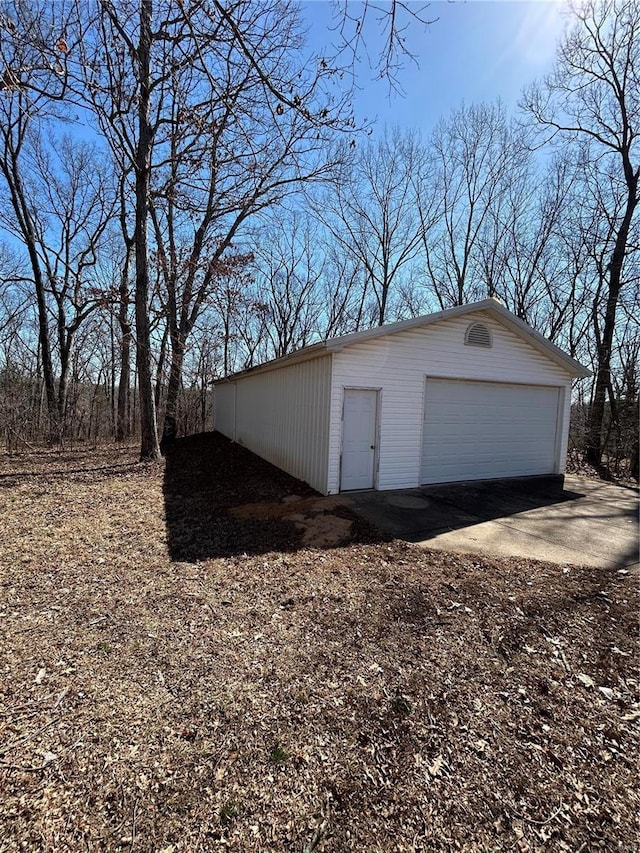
341, 389, 378, 491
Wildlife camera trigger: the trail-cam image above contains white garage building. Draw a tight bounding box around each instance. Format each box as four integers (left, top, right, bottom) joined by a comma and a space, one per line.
213, 299, 589, 494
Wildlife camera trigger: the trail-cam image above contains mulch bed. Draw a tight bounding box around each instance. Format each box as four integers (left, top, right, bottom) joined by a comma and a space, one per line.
0, 433, 638, 852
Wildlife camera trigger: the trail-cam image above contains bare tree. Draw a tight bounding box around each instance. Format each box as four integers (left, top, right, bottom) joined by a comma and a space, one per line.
249, 216, 325, 358
2, 0, 438, 452
0, 45, 59, 440
329, 1, 435, 91
0, 99, 115, 442
319, 246, 367, 338
77, 0, 162, 459
422, 101, 527, 308
474, 152, 585, 343
145, 18, 345, 445
0, 244, 30, 340
74, 0, 358, 454
0, 246, 37, 449
315, 127, 429, 326
31, 135, 115, 428
523, 0, 639, 467
112, 165, 135, 443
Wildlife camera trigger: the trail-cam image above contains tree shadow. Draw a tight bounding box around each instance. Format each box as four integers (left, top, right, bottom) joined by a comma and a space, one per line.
0, 461, 138, 482
0, 444, 140, 482
163, 433, 638, 567
350, 476, 639, 567
162, 432, 385, 562
350, 478, 577, 534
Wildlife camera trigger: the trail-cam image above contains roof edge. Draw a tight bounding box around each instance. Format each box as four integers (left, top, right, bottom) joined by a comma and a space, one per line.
213, 341, 328, 383
214, 299, 591, 384
480, 301, 591, 378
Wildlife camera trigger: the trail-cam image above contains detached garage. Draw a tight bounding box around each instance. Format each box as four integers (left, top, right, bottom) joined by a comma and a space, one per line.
214, 299, 589, 494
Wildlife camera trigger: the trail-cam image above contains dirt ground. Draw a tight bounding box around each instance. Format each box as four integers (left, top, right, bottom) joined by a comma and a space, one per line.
0, 433, 638, 852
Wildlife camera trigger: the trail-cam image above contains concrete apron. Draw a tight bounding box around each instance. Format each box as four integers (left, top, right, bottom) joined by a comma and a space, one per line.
348, 475, 639, 570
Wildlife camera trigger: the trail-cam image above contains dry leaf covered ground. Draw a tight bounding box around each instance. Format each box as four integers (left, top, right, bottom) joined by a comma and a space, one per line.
0, 433, 638, 853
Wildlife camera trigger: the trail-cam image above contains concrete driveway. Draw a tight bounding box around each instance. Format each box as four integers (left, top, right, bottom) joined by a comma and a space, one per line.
348, 475, 639, 569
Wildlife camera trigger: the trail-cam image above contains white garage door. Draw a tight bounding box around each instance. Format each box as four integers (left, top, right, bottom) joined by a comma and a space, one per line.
421, 379, 561, 485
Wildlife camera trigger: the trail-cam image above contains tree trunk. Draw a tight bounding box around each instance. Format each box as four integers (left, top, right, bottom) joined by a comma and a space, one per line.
161, 329, 185, 452
57, 330, 72, 443
585, 288, 619, 467
585, 172, 638, 467
630, 436, 639, 483
134, 0, 160, 461
33, 267, 60, 445
154, 320, 170, 410
116, 260, 132, 442
8, 166, 59, 442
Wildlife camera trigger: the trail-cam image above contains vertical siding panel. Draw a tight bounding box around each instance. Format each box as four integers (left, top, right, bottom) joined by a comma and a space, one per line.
213, 383, 236, 439
218, 355, 331, 494
557, 384, 572, 472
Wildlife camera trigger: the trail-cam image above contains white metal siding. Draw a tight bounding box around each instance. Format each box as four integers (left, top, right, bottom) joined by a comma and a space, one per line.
220, 356, 332, 494
327, 312, 572, 493
213, 382, 236, 440
421, 379, 561, 484
558, 382, 571, 473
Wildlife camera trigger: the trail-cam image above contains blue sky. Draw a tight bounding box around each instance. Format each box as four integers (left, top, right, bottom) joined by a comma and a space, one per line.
303, 0, 569, 135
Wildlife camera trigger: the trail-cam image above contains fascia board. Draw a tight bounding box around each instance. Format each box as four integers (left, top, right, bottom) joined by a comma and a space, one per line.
216, 299, 591, 383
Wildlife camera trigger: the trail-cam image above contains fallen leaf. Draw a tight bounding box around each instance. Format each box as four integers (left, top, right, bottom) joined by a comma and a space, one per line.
428, 754, 443, 777
621, 710, 640, 722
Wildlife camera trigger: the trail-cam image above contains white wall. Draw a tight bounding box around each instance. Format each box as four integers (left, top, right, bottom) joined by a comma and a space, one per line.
326, 311, 573, 493
215, 355, 333, 494
214, 382, 236, 440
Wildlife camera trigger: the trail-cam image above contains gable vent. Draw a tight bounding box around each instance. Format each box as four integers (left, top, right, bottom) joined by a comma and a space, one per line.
465, 322, 492, 348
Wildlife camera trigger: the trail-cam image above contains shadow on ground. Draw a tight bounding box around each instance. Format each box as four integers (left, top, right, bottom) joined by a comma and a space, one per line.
162, 432, 384, 562
0, 444, 140, 482
349, 476, 639, 568
163, 434, 638, 567
350, 479, 579, 535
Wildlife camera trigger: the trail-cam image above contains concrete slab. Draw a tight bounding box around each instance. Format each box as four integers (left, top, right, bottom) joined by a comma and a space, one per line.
349, 475, 639, 569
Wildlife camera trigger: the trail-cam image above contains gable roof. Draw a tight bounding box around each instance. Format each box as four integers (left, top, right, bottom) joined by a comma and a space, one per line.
215, 298, 591, 382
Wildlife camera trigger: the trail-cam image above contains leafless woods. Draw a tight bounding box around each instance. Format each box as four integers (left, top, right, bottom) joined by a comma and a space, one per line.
0, 0, 637, 477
